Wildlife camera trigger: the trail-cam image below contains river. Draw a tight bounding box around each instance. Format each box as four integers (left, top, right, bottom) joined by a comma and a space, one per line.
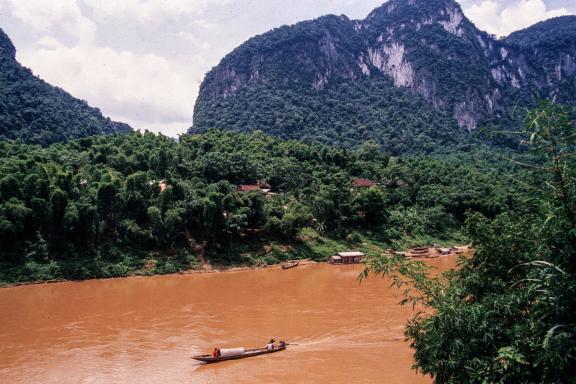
0, 256, 457, 383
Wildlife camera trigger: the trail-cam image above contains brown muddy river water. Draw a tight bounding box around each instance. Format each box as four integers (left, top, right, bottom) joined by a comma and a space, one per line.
0, 256, 457, 383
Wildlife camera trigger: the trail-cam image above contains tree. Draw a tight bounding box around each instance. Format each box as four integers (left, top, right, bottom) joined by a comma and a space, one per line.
163, 207, 185, 247
0, 175, 21, 201
354, 187, 388, 226
50, 189, 68, 227
63, 203, 79, 233
97, 182, 118, 237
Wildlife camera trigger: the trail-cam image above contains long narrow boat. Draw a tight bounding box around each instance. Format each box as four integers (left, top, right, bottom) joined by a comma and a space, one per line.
193, 346, 286, 363
281, 261, 299, 269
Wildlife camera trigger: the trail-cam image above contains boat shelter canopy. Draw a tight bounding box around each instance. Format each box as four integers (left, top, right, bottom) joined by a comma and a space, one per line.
330, 251, 365, 264
337, 252, 364, 257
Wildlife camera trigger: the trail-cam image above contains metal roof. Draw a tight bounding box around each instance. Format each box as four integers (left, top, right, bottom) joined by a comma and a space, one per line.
337, 252, 365, 257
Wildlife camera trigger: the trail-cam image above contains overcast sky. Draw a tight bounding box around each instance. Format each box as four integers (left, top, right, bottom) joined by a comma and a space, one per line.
0, 0, 574, 136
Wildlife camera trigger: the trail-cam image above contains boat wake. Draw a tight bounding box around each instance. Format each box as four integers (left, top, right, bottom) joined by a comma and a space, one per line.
285, 323, 406, 353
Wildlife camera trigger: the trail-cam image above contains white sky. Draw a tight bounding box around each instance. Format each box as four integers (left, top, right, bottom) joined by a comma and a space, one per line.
0, 0, 574, 136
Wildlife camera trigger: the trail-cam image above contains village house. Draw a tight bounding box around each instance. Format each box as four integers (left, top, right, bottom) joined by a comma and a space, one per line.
238, 185, 262, 192
238, 180, 273, 196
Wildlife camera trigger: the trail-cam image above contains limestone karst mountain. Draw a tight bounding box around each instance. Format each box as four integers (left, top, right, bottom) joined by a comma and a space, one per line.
191, 0, 576, 154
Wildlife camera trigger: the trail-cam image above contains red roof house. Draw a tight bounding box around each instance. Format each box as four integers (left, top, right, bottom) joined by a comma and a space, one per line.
238, 185, 262, 192
351, 178, 376, 188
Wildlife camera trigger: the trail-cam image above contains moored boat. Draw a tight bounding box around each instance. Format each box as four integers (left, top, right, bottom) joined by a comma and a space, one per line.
193, 345, 286, 363
281, 261, 299, 269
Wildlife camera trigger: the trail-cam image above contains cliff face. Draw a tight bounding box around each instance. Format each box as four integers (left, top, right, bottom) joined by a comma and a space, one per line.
0, 28, 131, 145
200, 15, 365, 98
360, 0, 507, 130
504, 16, 576, 104
192, 0, 576, 146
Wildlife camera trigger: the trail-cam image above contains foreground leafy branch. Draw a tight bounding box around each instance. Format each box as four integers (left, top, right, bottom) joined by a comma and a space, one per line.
361, 254, 447, 310
363, 102, 576, 383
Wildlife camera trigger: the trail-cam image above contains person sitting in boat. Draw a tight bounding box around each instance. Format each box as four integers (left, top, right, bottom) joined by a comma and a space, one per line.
266, 339, 276, 350
279, 340, 286, 348
212, 348, 218, 358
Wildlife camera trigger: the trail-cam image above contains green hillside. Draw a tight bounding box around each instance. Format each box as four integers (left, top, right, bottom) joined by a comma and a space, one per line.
0, 28, 131, 145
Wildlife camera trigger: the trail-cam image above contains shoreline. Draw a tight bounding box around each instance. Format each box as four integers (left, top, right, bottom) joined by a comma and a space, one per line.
1, 245, 470, 289
0, 259, 321, 289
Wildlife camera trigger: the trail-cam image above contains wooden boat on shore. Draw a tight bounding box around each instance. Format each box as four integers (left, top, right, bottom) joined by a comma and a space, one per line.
281, 261, 299, 269
193, 346, 286, 363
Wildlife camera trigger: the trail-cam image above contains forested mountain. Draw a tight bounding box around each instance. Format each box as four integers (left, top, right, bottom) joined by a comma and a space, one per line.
191, 0, 576, 153
0, 28, 131, 145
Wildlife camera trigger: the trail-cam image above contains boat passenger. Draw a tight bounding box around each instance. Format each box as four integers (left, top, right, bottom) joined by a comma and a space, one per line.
279, 340, 286, 348
212, 348, 218, 358
266, 339, 275, 350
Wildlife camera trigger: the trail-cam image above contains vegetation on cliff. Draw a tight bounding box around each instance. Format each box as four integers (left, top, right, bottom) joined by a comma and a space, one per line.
0, 28, 131, 145
194, 75, 469, 155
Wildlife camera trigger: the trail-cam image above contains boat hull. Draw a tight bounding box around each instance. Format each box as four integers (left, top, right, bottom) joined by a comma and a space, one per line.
281, 262, 299, 269
193, 346, 286, 363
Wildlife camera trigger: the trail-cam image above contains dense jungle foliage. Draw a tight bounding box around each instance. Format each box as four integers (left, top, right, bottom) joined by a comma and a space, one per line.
193, 75, 471, 155
365, 102, 576, 383
0, 129, 529, 284
0, 28, 131, 145
505, 15, 576, 49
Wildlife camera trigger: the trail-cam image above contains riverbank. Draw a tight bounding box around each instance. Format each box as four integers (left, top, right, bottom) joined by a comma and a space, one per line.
0, 228, 467, 288
0, 259, 321, 288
